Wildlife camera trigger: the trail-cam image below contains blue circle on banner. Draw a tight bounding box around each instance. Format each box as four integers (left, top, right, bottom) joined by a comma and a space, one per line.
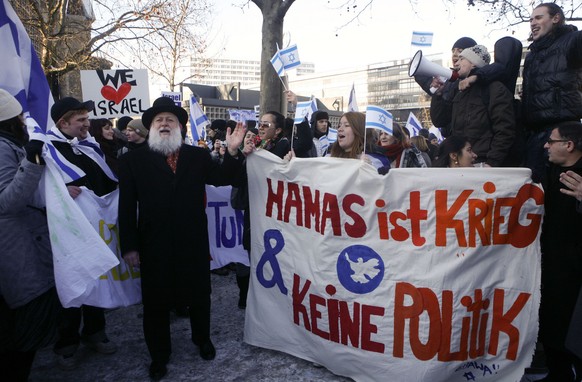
336, 245, 384, 294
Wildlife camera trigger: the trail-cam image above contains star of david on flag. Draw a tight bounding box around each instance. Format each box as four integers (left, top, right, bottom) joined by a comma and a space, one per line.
365, 106, 393, 134
411, 31, 434, 47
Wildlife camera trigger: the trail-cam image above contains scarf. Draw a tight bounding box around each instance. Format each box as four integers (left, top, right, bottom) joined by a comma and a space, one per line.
384, 143, 404, 168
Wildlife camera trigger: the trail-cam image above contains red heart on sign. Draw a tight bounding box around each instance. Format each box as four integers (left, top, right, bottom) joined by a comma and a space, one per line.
100, 82, 131, 104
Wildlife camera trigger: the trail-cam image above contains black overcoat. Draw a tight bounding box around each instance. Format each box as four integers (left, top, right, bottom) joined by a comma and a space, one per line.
118, 144, 243, 307
539, 157, 582, 349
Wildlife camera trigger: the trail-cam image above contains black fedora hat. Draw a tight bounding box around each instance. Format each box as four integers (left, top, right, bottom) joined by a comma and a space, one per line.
142, 96, 188, 129
51, 97, 94, 123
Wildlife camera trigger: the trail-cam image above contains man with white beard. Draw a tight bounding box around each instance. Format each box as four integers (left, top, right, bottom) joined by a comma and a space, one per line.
118, 96, 247, 380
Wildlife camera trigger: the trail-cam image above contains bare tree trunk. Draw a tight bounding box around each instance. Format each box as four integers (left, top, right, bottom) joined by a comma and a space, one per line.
252, 0, 295, 115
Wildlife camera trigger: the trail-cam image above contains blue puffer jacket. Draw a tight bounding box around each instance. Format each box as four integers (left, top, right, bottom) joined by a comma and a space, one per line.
522, 25, 582, 131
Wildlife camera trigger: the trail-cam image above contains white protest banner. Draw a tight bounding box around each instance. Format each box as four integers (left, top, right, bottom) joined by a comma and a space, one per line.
80, 69, 150, 118
206, 185, 250, 269
244, 150, 543, 382
72, 187, 141, 308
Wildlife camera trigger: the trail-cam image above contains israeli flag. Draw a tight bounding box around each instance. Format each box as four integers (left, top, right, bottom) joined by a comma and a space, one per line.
189, 95, 210, 142
411, 31, 434, 47
294, 98, 317, 124
280, 44, 301, 71
0, 0, 53, 132
327, 127, 338, 144
270, 50, 285, 77
348, 83, 358, 112
406, 112, 423, 137
365, 106, 393, 134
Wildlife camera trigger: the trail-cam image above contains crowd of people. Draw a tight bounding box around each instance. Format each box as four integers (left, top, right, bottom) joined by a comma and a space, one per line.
1, 2, 582, 381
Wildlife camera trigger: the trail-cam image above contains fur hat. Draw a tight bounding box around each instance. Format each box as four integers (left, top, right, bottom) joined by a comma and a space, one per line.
210, 119, 227, 132
311, 111, 329, 122
117, 116, 133, 131
0, 89, 23, 122
459, 45, 491, 68
51, 97, 94, 123
142, 96, 188, 129
127, 119, 148, 137
452, 37, 477, 50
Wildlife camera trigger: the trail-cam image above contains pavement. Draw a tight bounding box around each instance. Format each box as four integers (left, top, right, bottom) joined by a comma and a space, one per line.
29, 271, 549, 382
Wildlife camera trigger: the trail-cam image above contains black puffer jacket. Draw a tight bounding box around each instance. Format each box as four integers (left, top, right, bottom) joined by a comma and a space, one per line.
522, 25, 582, 132
451, 80, 516, 166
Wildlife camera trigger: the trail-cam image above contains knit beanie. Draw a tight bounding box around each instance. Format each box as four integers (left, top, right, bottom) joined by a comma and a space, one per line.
452, 37, 477, 50
0, 89, 22, 122
459, 45, 491, 68
127, 119, 148, 137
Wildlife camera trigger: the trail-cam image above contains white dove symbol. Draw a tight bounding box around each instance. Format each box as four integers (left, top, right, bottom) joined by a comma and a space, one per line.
345, 253, 380, 283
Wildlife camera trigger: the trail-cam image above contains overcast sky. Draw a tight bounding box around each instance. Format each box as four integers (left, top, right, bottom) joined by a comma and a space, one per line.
205, 0, 548, 71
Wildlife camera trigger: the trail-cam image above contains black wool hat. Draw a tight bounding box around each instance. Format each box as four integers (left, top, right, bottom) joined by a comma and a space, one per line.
51, 97, 94, 123
452, 37, 477, 50
142, 96, 188, 129
117, 116, 133, 131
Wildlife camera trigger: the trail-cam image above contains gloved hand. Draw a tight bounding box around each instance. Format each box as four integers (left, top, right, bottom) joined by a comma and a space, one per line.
24, 139, 45, 165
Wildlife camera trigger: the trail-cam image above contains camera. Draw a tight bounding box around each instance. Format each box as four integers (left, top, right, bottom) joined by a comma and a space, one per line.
220, 141, 227, 147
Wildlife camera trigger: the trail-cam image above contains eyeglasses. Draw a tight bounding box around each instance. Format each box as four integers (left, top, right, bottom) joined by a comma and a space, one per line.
547, 138, 570, 145
258, 121, 273, 128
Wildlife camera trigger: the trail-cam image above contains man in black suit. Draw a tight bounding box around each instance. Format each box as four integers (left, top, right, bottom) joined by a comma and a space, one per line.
118, 97, 246, 380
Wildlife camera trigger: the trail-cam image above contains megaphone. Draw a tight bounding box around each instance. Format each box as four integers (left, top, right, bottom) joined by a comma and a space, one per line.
408, 50, 459, 82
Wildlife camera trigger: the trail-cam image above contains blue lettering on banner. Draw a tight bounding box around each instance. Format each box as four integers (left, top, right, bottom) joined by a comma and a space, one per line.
256, 229, 288, 295
336, 245, 384, 294
208, 201, 244, 248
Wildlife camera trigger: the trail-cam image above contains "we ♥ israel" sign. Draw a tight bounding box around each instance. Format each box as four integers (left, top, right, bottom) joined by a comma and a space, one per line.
81, 69, 150, 118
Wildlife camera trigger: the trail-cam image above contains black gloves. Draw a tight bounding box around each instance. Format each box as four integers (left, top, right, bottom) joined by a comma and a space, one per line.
24, 139, 45, 165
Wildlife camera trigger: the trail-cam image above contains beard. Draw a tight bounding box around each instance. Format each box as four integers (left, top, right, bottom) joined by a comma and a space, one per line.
148, 126, 183, 155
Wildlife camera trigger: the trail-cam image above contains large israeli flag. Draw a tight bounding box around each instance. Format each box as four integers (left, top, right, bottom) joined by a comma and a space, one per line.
365, 105, 393, 134
411, 31, 434, 47
0, 0, 53, 132
189, 95, 210, 142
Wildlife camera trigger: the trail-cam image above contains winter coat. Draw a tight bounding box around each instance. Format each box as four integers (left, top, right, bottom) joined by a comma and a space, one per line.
118, 145, 243, 307
450, 81, 516, 166
0, 135, 54, 308
522, 25, 582, 132
539, 157, 582, 349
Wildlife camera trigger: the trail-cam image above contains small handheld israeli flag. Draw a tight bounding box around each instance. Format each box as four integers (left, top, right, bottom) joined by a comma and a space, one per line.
365, 106, 393, 134
189, 96, 210, 141
406, 112, 423, 137
294, 98, 317, 124
270, 50, 285, 77
348, 83, 358, 112
280, 44, 301, 71
270, 44, 301, 78
411, 31, 434, 47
